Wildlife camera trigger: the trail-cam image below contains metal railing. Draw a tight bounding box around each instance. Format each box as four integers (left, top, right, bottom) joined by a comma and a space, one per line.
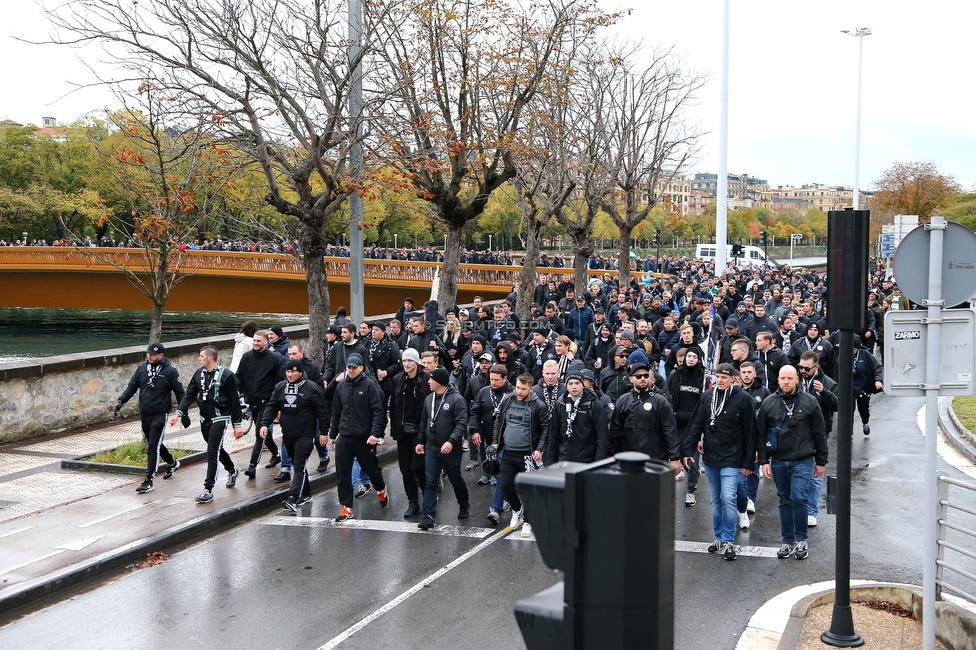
0, 247, 640, 291
936, 472, 976, 603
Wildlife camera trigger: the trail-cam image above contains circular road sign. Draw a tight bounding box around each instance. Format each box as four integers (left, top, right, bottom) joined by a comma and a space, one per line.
893, 221, 976, 307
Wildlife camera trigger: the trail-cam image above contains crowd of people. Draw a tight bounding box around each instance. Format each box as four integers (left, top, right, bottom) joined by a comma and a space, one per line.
114, 252, 905, 559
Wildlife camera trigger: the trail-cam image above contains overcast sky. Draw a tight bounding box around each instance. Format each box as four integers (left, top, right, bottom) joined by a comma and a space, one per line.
3, 0, 973, 191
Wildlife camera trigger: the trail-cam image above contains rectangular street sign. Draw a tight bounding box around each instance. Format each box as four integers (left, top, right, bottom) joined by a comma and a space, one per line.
791, 233, 803, 239
880, 233, 895, 243
880, 244, 895, 252
884, 309, 976, 397
882, 250, 894, 258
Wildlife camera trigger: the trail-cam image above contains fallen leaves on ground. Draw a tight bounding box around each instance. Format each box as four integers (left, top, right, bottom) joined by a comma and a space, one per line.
138, 551, 168, 568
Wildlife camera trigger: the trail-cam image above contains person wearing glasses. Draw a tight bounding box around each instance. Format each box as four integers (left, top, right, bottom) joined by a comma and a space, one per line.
797, 351, 838, 527
600, 345, 632, 404
609, 361, 680, 470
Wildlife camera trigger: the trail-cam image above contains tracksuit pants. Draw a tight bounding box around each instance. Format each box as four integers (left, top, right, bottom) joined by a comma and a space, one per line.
283, 436, 314, 500
335, 436, 386, 507
201, 419, 236, 491
248, 402, 279, 467
397, 438, 426, 501
141, 412, 174, 481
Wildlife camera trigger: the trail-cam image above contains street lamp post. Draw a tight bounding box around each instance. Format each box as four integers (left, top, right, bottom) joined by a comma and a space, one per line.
394, 234, 398, 249
842, 27, 871, 209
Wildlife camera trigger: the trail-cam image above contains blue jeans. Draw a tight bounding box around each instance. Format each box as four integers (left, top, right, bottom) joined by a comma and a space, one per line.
807, 442, 828, 516
491, 448, 505, 511
352, 458, 370, 487
737, 462, 760, 513
704, 464, 739, 543
770, 457, 815, 543
422, 447, 469, 518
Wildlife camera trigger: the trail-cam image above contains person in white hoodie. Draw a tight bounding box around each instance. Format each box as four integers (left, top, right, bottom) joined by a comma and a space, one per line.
231, 320, 258, 373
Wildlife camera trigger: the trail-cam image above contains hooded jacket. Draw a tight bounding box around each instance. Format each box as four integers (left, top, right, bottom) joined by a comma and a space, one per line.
495, 341, 528, 385
328, 370, 387, 441
544, 386, 609, 465
261, 377, 330, 438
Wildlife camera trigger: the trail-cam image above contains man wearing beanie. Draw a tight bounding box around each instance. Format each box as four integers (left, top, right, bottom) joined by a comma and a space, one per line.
415, 367, 470, 529
262, 359, 330, 512
267, 325, 291, 358
329, 353, 389, 522
545, 370, 608, 465
115, 342, 186, 493
390, 348, 431, 519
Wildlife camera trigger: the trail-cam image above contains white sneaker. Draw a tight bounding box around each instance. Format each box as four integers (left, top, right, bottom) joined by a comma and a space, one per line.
675, 470, 686, 481
738, 511, 750, 529
510, 508, 523, 530
808, 515, 818, 527
520, 522, 533, 538
746, 498, 756, 514
684, 492, 696, 507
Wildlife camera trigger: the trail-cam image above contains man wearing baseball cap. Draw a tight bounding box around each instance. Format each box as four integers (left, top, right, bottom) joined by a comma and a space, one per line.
416, 367, 470, 529
115, 342, 186, 493
683, 363, 758, 561
609, 361, 680, 468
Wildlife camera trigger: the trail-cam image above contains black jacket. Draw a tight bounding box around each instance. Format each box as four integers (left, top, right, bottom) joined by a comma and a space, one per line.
365, 334, 401, 396
278, 356, 323, 385
599, 365, 631, 403
545, 387, 609, 465
757, 390, 828, 466
177, 366, 243, 425
261, 378, 330, 438
237, 348, 283, 404
419, 385, 468, 449
324, 341, 372, 384
469, 382, 514, 446
756, 348, 789, 392
389, 370, 432, 442
685, 386, 757, 471
526, 341, 559, 382
494, 392, 550, 454
118, 357, 184, 414
328, 371, 387, 440
609, 389, 680, 461
800, 369, 838, 433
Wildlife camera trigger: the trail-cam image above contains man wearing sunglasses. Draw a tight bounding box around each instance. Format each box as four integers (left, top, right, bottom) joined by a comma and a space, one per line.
797, 351, 838, 527
608, 362, 680, 470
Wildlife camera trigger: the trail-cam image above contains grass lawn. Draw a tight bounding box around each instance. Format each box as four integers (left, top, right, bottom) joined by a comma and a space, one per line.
950, 396, 976, 442
84, 442, 195, 467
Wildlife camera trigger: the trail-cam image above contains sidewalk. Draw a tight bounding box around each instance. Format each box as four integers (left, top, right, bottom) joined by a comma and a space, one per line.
0, 415, 395, 615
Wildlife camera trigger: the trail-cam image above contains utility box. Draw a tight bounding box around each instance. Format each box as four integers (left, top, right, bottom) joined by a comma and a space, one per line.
514, 452, 675, 650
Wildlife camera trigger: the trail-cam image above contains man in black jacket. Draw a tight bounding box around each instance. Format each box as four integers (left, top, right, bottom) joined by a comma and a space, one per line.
852, 335, 883, 435
171, 346, 244, 504
755, 331, 789, 393
115, 342, 186, 493
390, 348, 431, 519
284, 343, 330, 473
797, 350, 838, 527
416, 368, 469, 529
610, 362, 680, 465
545, 371, 609, 465
470, 363, 514, 523
324, 323, 372, 383
366, 320, 401, 400
684, 363, 758, 561
328, 353, 389, 522
492, 373, 550, 537
261, 359, 330, 512
236, 331, 284, 478
758, 365, 828, 560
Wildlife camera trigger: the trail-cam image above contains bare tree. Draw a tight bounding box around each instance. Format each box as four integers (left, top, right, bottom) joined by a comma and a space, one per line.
372, 0, 613, 309
45, 0, 392, 364
598, 45, 705, 289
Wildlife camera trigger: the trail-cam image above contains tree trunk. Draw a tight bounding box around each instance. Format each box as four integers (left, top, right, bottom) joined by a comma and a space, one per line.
617, 223, 633, 290
571, 233, 592, 293
302, 228, 331, 368
148, 301, 164, 344
516, 221, 542, 322
439, 225, 463, 310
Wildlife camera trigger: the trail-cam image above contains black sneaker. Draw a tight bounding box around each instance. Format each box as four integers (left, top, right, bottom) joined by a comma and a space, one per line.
162, 459, 180, 480
794, 541, 809, 560
243, 465, 257, 478
403, 500, 421, 518
225, 469, 240, 488
282, 497, 298, 513
136, 479, 154, 494
296, 496, 312, 507
355, 484, 373, 498
863, 423, 870, 435
723, 543, 737, 561
458, 506, 470, 520
265, 455, 281, 468
316, 458, 330, 473
777, 543, 795, 559
707, 540, 723, 553
419, 516, 435, 530
273, 470, 291, 483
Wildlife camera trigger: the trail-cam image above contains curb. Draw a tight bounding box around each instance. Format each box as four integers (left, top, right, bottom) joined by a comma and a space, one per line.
0, 444, 398, 616
940, 398, 976, 464
60, 450, 210, 476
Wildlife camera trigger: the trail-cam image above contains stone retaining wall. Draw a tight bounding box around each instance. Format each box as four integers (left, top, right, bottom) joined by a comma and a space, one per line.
0, 325, 310, 444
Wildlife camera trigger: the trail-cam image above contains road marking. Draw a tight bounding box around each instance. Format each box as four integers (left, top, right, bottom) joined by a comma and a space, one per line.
78, 501, 158, 528
0, 550, 66, 577
261, 516, 494, 539
507, 535, 783, 558
315, 528, 511, 650
54, 536, 103, 551
0, 525, 35, 540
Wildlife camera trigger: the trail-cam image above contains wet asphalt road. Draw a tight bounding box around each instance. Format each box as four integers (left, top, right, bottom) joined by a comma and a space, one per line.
0, 393, 973, 650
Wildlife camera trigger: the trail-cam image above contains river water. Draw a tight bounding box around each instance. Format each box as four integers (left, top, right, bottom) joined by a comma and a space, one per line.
0, 308, 310, 363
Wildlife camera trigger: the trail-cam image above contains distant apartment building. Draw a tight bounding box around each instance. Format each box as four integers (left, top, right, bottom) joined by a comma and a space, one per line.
771, 183, 871, 213
690, 172, 771, 209
655, 175, 705, 216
